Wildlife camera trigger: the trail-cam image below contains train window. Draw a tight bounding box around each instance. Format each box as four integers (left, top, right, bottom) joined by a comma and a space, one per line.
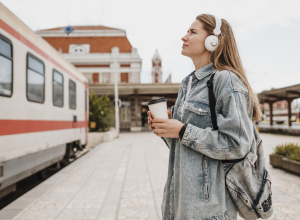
27, 53, 45, 103
0, 35, 13, 97
53, 70, 64, 107
69, 79, 76, 109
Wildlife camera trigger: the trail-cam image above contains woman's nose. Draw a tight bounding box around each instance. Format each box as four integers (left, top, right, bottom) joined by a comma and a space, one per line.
181, 34, 188, 42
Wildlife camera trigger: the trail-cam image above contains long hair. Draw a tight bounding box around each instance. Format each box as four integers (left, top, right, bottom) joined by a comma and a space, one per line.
196, 14, 262, 122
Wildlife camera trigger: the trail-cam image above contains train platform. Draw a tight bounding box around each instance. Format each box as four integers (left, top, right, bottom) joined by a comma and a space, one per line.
0, 132, 300, 220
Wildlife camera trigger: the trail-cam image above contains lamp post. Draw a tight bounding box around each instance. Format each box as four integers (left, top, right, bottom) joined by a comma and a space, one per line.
112, 47, 120, 138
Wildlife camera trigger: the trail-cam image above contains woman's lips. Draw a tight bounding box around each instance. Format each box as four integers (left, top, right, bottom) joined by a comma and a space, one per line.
182, 44, 188, 48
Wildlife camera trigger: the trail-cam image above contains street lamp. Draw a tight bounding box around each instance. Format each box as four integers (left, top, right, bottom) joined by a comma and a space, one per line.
112, 47, 120, 138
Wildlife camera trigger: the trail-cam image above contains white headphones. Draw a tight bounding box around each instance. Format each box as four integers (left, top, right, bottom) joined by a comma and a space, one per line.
204, 15, 222, 52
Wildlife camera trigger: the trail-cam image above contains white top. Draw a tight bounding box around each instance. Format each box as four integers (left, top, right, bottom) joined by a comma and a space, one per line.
180, 75, 193, 120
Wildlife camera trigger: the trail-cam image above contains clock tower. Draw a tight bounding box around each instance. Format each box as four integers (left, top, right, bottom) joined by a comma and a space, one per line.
152, 50, 162, 83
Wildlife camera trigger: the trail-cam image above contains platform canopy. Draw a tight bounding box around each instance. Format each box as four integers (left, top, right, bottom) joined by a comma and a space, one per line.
258, 83, 300, 103
89, 83, 181, 96
258, 83, 300, 126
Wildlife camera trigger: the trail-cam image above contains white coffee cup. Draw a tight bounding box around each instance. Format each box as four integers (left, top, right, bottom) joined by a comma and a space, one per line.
147, 97, 168, 119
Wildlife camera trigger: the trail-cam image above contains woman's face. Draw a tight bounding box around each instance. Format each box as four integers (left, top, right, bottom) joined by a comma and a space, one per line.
181, 20, 209, 58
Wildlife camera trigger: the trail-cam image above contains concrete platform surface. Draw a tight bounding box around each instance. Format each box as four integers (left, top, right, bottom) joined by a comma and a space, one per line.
0, 132, 299, 220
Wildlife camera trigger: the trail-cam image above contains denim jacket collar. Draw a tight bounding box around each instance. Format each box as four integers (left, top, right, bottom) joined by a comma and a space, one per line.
181, 63, 216, 83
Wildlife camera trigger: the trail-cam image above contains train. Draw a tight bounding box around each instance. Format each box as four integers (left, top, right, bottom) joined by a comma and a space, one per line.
0, 3, 89, 199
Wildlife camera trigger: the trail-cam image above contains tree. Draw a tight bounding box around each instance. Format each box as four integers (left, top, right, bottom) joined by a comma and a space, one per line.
89, 90, 113, 132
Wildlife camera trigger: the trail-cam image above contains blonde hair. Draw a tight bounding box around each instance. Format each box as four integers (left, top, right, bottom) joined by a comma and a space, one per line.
196, 14, 262, 122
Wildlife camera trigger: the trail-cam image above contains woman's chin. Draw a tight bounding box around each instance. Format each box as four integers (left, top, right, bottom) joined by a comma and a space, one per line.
181, 50, 189, 57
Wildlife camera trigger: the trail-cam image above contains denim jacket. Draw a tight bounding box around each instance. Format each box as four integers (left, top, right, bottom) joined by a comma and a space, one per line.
161, 63, 255, 220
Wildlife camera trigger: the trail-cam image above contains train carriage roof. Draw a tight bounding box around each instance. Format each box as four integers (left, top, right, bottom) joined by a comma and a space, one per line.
0, 3, 88, 85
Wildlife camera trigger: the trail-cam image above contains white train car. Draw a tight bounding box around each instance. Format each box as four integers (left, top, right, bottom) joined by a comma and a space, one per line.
0, 3, 89, 198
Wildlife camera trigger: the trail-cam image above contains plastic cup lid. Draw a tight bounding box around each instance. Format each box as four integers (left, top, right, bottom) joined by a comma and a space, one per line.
147, 96, 167, 105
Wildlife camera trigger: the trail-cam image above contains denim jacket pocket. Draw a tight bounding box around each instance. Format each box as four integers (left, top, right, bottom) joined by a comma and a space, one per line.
186, 101, 211, 116
201, 155, 210, 200
185, 101, 212, 129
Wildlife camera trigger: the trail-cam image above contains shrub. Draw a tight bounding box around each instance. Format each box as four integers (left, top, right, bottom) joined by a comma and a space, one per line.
89, 90, 113, 132
274, 142, 300, 162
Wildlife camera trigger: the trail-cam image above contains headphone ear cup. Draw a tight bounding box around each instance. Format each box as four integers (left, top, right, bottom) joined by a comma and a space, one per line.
205, 35, 219, 51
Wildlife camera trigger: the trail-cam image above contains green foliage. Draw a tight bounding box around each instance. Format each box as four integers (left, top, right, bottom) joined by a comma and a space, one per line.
274, 142, 300, 162
89, 90, 113, 132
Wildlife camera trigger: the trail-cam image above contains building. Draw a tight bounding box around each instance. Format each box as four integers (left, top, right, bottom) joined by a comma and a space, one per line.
37, 26, 180, 131
36, 25, 142, 84
152, 49, 162, 83
260, 100, 300, 124
152, 50, 172, 83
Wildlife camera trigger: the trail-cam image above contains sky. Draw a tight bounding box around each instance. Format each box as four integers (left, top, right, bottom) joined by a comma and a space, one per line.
1, 0, 300, 93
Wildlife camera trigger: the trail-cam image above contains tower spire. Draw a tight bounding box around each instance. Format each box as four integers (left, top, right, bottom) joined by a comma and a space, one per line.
152, 50, 162, 83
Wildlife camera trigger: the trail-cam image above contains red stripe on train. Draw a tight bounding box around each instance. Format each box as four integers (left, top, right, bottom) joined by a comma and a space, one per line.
0, 119, 86, 136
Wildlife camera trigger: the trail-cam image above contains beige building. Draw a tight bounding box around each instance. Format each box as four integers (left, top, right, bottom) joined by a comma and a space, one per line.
37, 25, 180, 131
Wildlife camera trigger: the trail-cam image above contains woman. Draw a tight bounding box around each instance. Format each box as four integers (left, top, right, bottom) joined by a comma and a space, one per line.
147, 14, 262, 220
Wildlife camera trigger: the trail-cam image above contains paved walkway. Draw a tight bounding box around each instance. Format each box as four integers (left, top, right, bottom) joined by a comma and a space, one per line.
2, 132, 300, 220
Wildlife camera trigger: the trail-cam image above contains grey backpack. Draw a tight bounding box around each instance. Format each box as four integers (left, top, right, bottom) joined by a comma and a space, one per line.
206, 71, 273, 220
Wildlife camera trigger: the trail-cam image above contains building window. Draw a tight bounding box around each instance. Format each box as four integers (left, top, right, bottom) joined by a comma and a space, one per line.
120, 64, 130, 67
53, 69, 64, 107
69, 44, 90, 54
27, 53, 45, 103
92, 73, 99, 83
69, 79, 76, 109
0, 35, 13, 97
121, 72, 128, 83
120, 101, 131, 121
103, 73, 110, 83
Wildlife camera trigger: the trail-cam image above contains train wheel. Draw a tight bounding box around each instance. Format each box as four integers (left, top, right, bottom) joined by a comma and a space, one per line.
60, 159, 69, 167
37, 169, 48, 180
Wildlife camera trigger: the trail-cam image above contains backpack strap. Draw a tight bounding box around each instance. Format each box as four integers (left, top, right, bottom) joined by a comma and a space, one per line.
206, 72, 219, 131
206, 70, 246, 164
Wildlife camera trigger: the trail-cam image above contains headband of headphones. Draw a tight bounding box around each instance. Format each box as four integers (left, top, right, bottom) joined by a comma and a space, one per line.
213, 16, 222, 36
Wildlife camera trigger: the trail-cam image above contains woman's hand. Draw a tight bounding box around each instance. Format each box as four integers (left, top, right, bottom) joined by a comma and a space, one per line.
147, 111, 154, 130
151, 118, 184, 138
147, 110, 172, 130
147, 110, 184, 138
